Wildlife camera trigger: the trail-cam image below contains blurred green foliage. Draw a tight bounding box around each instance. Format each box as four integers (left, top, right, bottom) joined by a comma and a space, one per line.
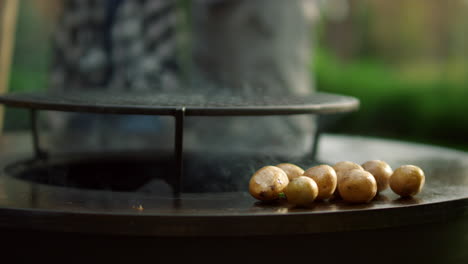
9, 1, 50, 92
5, 1, 49, 130
313, 0, 468, 151
314, 47, 468, 151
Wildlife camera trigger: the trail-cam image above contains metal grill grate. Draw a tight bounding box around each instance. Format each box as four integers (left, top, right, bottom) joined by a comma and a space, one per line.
0, 90, 359, 196
0, 91, 359, 116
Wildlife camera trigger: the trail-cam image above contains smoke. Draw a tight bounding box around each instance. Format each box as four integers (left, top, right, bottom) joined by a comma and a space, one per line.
32, 0, 319, 194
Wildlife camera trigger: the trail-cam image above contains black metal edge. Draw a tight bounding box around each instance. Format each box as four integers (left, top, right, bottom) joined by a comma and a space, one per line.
0, 92, 360, 116
186, 101, 360, 116
2, 154, 468, 237
0, 198, 465, 237
0, 98, 177, 116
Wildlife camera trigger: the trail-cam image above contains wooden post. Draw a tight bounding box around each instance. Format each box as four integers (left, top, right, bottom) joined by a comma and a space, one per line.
0, 0, 19, 132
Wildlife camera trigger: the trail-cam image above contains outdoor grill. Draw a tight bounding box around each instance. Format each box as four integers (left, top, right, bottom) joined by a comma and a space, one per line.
0, 90, 359, 195
0, 90, 467, 263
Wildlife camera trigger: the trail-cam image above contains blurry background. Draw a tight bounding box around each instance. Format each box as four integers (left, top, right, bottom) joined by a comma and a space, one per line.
314, 0, 468, 151
3, 0, 468, 151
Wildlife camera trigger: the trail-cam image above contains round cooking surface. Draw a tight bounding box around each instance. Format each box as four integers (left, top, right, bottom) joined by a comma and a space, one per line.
0, 91, 359, 116
0, 133, 467, 237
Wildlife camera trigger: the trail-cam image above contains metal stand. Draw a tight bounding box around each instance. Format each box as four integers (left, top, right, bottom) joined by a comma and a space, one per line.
310, 115, 322, 162
1, 90, 358, 199
30, 110, 47, 160
14, 92, 356, 200
173, 107, 185, 197
310, 130, 321, 163
27, 107, 324, 199
28, 107, 187, 198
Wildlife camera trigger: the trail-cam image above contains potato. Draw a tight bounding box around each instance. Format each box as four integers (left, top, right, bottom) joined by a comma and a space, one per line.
332, 161, 364, 198
338, 169, 377, 203
303, 165, 337, 200
389, 165, 425, 197
276, 163, 304, 180
333, 161, 364, 181
283, 176, 319, 207
362, 160, 393, 192
249, 166, 289, 201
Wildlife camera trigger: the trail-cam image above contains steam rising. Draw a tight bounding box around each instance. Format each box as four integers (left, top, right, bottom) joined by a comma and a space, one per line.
38, 0, 317, 193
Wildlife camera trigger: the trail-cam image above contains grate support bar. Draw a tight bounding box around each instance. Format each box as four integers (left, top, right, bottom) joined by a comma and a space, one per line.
30, 109, 47, 160
173, 107, 185, 197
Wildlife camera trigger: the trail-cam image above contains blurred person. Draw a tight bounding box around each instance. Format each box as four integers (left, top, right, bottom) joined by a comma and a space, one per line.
44, 0, 180, 151
40, 0, 317, 158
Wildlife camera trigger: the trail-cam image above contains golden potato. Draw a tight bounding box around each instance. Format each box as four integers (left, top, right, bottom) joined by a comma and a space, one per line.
283, 176, 319, 207
332, 161, 364, 198
303, 165, 337, 200
338, 169, 377, 203
276, 163, 304, 180
333, 161, 364, 181
362, 160, 393, 192
249, 166, 289, 201
389, 165, 425, 197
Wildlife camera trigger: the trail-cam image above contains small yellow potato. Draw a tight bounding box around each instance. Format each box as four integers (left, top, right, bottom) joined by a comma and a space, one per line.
362, 160, 393, 192
333, 161, 364, 198
389, 165, 425, 197
338, 169, 377, 203
249, 166, 289, 201
303, 165, 337, 200
283, 176, 319, 207
333, 161, 364, 182
276, 163, 304, 180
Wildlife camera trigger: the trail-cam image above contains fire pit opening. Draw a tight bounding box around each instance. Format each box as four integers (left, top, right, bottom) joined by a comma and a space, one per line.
8, 152, 313, 193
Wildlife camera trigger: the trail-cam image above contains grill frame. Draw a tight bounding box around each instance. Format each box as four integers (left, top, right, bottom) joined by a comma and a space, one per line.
0, 90, 360, 196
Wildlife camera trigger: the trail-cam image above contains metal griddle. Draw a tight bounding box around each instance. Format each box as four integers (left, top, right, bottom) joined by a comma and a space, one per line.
0, 134, 467, 237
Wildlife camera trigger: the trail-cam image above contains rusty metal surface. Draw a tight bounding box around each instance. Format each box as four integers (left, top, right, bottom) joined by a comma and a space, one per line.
0, 91, 359, 116
0, 133, 467, 237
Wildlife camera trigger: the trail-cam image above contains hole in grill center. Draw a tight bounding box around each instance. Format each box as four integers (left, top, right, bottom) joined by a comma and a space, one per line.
8, 152, 316, 193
